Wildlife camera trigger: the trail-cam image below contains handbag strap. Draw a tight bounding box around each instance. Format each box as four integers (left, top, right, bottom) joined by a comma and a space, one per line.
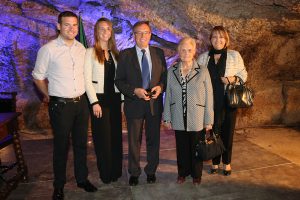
237, 77, 245, 85
226, 77, 245, 93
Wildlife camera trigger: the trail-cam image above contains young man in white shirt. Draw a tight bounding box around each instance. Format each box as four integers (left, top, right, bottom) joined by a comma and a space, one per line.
32, 11, 97, 200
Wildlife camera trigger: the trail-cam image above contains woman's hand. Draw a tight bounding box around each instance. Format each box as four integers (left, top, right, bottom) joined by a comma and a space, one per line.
93, 104, 102, 118
221, 76, 236, 85
205, 124, 213, 131
164, 122, 172, 130
121, 102, 124, 113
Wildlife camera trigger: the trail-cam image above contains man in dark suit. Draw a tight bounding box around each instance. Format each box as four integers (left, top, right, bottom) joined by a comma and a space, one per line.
115, 21, 167, 186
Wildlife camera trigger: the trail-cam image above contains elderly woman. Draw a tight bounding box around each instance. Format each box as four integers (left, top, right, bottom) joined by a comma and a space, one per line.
163, 37, 214, 185
84, 17, 123, 184
197, 26, 248, 176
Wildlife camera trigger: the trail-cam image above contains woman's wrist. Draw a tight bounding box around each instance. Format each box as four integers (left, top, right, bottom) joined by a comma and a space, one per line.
91, 101, 99, 106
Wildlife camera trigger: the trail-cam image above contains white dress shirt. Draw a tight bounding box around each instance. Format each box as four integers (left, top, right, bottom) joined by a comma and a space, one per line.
135, 45, 152, 78
32, 36, 86, 98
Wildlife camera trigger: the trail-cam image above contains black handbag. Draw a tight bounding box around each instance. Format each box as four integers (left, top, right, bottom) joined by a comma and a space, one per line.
195, 131, 225, 161
226, 79, 254, 108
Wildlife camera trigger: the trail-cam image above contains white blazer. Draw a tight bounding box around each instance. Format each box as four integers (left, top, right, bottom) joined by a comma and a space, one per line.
84, 48, 122, 104
197, 49, 248, 83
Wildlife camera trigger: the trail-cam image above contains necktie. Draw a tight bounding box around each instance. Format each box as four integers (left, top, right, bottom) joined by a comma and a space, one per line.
141, 49, 150, 89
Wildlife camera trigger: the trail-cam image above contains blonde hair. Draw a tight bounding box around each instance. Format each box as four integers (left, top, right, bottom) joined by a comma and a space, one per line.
209, 26, 230, 48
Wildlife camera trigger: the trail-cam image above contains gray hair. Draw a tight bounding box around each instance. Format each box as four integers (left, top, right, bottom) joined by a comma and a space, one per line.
177, 37, 196, 52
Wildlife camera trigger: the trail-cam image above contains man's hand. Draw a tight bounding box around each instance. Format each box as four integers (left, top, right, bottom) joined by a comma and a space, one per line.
150, 86, 162, 99
33, 79, 49, 103
93, 104, 102, 118
43, 95, 50, 103
134, 88, 151, 101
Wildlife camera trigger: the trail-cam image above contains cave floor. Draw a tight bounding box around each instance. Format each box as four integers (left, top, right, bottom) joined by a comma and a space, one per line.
2, 127, 300, 200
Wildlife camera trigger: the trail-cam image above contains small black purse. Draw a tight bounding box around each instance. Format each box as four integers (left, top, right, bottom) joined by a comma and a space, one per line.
226, 79, 254, 108
195, 130, 225, 161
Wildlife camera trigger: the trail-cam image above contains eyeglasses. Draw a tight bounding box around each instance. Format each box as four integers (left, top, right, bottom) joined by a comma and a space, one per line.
134, 31, 151, 36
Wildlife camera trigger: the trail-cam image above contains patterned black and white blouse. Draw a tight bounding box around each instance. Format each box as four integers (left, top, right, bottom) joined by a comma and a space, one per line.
180, 67, 192, 130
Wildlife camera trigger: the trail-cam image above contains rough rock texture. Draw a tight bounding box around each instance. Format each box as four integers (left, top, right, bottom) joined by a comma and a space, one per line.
0, 0, 299, 132
282, 81, 300, 125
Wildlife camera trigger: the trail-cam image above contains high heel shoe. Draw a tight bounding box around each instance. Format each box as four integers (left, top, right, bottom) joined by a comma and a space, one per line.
223, 164, 231, 176
223, 170, 231, 176
210, 165, 219, 174
210, 168, 218, 174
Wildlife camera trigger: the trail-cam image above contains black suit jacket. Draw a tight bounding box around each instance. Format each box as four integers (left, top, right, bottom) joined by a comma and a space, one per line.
115, 46, 167, 118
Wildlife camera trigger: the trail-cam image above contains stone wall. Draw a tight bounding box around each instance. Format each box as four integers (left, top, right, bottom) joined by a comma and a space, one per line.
0, 0, 299, 133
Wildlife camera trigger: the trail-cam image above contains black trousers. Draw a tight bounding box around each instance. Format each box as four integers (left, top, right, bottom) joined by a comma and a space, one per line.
48, 95, 89, 188
212, 98, 237, 165
175, 130, 204, 179
126, 102, 161, 177
90, 93, 123, 183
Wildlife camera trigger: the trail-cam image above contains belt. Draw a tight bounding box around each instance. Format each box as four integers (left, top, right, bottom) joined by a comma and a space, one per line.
50, 95, 83, 103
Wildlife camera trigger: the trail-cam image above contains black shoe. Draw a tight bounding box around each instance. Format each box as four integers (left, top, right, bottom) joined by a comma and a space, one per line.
223, 170, 232, 176
192, 177, 202, 185
176, 176, 186, 184
147, 174, 156, 184
52, 188, 64, 200
210, 168, 218, 174
129, 176, 139, 186
77, 180, 98, 192
111, 177, 118, 182
101, 179, 111, 184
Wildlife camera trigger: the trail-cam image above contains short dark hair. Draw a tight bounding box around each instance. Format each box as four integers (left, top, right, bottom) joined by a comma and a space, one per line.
58, 11, 78, 24
132, 21, 151, 32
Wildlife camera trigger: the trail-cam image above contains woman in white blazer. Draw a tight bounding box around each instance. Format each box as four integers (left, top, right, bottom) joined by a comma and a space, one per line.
164, 37, 214, 185
197, 26, 248, 176
84, 18, 122, 184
